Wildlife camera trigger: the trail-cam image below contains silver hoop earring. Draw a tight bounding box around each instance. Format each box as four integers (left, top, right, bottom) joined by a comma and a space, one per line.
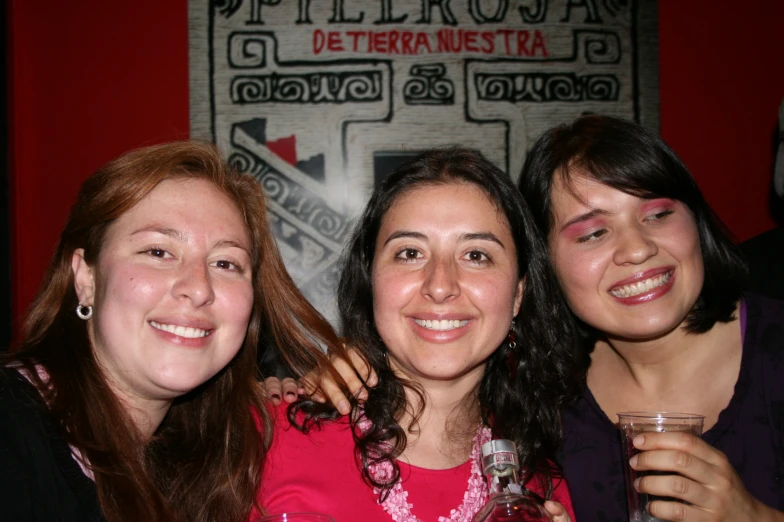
76, 303, 93, 320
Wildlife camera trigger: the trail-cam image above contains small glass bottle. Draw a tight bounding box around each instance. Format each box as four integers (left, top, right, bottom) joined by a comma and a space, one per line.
471, 439, 553, 522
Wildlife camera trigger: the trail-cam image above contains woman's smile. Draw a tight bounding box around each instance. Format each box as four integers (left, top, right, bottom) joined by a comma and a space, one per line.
83, 178, 254, 400
372, 182, 523, 383
608, 267, 675, 303
149, 321, 211, 338
549, 174, 704, 340
412, 318, 470, 331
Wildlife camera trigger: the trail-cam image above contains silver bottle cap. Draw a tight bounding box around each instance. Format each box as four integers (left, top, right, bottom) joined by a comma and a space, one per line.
481, 439, 517, 457
481, 439, 520, 475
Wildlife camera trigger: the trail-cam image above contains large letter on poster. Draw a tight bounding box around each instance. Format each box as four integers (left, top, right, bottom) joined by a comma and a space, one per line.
189, 0, 659, 323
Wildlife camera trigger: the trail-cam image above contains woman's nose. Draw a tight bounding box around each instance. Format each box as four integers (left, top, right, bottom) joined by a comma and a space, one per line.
172, 259, 216, 307
613, 225, 658, 265
421, 255, 460, 303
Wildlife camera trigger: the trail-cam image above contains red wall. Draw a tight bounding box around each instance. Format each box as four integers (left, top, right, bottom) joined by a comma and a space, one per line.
7, 1, 190, 337
658, 1, 784, 241
7, 1, 784, 339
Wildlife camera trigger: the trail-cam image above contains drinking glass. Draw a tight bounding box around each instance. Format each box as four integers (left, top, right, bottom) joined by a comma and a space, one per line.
257, 514, 336, 522
618, 412, 704, 522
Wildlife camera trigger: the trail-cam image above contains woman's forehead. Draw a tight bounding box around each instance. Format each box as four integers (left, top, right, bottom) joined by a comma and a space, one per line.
383, 182, 508, 229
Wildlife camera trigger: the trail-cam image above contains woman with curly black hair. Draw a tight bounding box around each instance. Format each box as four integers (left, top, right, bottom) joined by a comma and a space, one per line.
256, 148, 584, 521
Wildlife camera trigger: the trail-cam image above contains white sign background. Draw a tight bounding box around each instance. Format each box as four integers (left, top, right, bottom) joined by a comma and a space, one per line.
190, 0, 659, 324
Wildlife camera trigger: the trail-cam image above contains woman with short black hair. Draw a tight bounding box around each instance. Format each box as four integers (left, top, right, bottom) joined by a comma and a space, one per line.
521, 114, 783, 522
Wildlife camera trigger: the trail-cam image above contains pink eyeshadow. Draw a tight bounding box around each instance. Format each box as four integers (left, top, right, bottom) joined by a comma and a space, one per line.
562, 218, 604, 240
640, 198, 676, 214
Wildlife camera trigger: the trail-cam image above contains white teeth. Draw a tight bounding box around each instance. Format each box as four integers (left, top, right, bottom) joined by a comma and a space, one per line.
150, 321, 210, 338
610, 272, 671, 298
414, 319, 468, 331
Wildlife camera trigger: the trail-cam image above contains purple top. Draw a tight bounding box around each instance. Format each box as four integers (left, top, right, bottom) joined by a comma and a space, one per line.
558, 293, 784, 521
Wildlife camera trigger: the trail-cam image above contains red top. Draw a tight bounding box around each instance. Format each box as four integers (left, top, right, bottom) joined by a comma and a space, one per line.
254, 404, 575, 521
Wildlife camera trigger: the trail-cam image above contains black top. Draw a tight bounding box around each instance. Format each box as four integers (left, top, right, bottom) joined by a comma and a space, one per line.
741, 226, 784, 300
558, 293, 784, 521
0, 366, 104, 521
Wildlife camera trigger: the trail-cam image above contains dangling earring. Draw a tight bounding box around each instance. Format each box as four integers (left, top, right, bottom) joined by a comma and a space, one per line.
506, 320, 518, 380
506, 320, 517, 350
76, 303, 93, 320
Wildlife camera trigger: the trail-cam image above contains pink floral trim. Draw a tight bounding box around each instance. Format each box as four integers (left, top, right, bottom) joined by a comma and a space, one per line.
360, 417, 491, 522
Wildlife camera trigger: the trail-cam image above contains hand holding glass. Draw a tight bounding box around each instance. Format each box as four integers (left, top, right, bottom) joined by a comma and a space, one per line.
618, 412, 704, 522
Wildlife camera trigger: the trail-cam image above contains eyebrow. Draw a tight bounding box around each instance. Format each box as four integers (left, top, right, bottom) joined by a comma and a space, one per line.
131, 226, 188, 242
382, 230, 426, 247
382, 230, 505, 249
212, 239, 251, 253
559, 209, 610, 232
131, 226, 251, 253
461, 232, 505, 249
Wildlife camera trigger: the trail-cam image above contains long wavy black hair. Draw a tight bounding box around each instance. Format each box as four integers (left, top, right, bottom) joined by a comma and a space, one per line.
296, 147, 587, 500
519, 114, 747, 345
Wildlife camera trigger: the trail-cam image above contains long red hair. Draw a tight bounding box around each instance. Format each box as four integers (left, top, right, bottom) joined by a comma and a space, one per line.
9, 141, 347, 521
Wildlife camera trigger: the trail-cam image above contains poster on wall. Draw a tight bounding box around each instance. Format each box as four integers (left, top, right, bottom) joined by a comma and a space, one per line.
189, 0, 659, 323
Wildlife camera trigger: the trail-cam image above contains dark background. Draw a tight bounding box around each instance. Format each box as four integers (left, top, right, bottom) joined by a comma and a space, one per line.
2, 13, 9, 349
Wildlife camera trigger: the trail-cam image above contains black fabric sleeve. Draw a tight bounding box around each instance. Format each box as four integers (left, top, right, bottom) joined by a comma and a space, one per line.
0, 371, 47, 520
0, 367, 104, 522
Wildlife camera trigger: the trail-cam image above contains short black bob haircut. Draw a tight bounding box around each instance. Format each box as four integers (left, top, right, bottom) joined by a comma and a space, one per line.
519, 114, 747, 335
